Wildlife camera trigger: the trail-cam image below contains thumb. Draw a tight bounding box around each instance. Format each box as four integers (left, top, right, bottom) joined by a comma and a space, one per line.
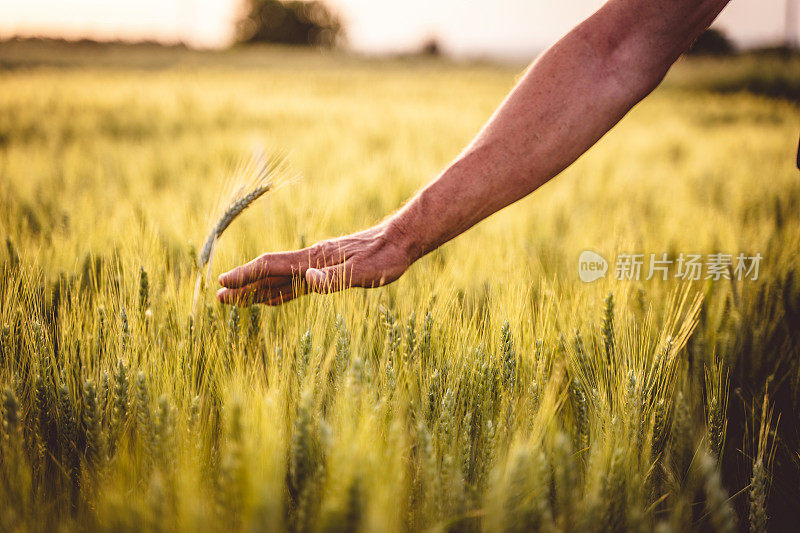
305, 268, 326, 291
305, 265, 348, 293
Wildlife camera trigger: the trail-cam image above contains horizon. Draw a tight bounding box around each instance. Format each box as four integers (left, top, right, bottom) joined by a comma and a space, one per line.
0, 0, 797, 58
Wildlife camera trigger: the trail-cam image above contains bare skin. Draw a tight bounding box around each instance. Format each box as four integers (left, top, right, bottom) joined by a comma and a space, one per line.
218, 0, 732, 306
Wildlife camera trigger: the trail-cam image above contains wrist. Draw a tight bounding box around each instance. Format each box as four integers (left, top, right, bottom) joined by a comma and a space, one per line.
381, 158, 472, 266
381, 206, 425, 266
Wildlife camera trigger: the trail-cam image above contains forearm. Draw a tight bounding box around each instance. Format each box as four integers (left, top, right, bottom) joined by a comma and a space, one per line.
385, 0, 730, 262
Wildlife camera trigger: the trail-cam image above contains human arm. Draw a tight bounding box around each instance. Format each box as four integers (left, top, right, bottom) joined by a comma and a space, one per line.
217, 0, 731, 305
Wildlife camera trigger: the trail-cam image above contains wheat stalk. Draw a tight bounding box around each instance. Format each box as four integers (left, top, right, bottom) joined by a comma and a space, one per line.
750, 392, 778, 533
198, 185, 271, 271
197, 152, 290, 271
699, 449, 737, 533
192, 151, 292, 314
500, 320, 516, 392
83, 379, 106, 471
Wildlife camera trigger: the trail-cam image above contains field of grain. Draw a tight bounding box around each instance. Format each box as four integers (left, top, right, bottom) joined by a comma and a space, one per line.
1, 44, 799, 532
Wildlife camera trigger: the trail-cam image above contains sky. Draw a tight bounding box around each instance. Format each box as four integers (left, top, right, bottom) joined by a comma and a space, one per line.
0, 0, 795, 57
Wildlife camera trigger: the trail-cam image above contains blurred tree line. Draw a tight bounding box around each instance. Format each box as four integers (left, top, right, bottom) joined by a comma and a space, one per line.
237, 0, 345, 47
688, 28, 735, 56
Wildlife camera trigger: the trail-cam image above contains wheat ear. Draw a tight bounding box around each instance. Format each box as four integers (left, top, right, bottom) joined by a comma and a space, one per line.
198, 184, 272, 270
192, 151, 292, 314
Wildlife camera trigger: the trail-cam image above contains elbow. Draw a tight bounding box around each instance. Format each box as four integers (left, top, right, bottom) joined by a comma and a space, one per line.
573, 0, 731, 104
575, 12, 678, 104
607, 39, 672, 104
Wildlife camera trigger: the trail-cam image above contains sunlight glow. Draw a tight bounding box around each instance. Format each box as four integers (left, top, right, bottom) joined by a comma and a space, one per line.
0, 0, 792, 55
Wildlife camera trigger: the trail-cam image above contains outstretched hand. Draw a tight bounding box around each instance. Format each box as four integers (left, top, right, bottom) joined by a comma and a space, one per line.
221, 0, 727, 308
217, 224, 412, 306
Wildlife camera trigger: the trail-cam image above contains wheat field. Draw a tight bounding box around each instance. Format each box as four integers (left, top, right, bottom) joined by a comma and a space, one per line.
1, 45, 799, 532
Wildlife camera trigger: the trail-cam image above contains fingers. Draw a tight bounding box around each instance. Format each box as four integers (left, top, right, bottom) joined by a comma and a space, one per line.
217, 261, 357, 305
305, 263, 354, 294
218, 242, 351, 289
217, 277, 296, 305
217, 240, 366, 306
218, 249, 315, 289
